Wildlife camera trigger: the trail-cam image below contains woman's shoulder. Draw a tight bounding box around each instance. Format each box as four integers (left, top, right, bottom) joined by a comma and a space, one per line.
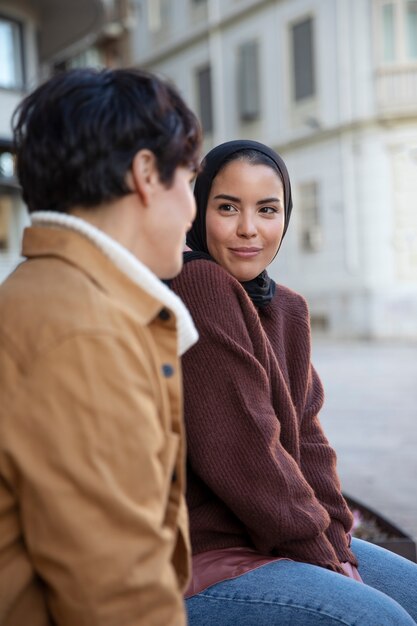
178, 256, 238, 284
171, 259, 261, 341
272, 283, 310, 323
172, 258, 249, 308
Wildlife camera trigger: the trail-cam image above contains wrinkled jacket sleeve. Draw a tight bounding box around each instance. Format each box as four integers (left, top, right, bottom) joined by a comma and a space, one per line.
1, 332, 187, 626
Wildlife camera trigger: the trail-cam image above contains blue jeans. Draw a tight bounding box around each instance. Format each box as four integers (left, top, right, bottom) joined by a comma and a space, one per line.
186, 538, 417, 625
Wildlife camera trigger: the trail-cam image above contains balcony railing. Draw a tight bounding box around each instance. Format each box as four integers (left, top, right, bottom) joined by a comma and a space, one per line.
376, 64, 417, 115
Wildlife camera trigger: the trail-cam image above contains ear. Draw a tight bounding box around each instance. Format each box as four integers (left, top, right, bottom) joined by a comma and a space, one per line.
130, 149, 160, 207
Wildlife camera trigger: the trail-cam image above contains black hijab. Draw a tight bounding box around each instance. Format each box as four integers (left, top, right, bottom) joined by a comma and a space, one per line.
186, 140, 293, 308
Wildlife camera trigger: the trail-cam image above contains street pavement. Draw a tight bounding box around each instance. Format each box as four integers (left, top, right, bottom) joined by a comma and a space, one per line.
312, 338, 417, 543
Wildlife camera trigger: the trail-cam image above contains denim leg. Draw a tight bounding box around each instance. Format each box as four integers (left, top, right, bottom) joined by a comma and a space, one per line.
186, 556, 416, 626
352, 537, 417, 621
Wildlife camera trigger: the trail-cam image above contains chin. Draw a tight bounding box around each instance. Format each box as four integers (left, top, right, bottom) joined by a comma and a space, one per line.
229, 271, 261, 283
229, 266, 263, 283
223, 258, 265, 283
215, 255, 264, 282
159, 260, 183, 281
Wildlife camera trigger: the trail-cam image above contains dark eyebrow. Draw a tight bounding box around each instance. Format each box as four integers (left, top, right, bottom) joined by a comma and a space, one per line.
213, 194, 281, 205
256, 197, 281, 205
213, 194, 241, 203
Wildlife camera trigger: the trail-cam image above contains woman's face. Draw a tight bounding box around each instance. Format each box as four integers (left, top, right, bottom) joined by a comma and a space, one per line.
205, 159, 285, 281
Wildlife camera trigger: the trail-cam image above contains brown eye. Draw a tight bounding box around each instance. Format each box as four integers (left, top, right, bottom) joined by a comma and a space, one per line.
259, 206, 278, 214
219, 204, 237, 213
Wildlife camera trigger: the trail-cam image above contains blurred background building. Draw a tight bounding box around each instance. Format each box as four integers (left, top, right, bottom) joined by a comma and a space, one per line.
1, 0, 417, 339
0, 0, 131, 281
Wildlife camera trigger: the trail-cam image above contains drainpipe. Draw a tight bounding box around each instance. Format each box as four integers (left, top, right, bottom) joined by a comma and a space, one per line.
208, 0, 226, 144
337, 0, 360, 274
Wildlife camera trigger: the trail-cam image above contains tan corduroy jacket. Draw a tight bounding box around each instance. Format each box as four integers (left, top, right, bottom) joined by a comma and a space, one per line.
0, 226, 191, 626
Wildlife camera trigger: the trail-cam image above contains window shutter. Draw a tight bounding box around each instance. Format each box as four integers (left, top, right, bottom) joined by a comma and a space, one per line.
196, 64, 214, 133
291, 17, 315, 101
238, 40, 260, 122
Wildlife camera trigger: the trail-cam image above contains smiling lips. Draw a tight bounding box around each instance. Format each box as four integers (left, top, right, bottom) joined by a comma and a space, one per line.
228, 247, 262, 258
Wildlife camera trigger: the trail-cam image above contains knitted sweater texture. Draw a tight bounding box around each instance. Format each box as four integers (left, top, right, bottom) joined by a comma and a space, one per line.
172, 259, 356, 572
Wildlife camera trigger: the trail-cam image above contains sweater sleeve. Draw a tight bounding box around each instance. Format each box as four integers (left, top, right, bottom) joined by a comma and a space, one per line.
300, 365, 357, 565
174, 261, 345, 572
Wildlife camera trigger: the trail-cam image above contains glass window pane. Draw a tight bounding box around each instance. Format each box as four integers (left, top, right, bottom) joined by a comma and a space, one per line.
0, 194, 12, 252
382, 3, 396, 62
0, 152, 15, 179
406, 0, 417, 59
0, 18, 23, 89
68, 47, 105, 69
291, 17, 315, 102
298, 181, 322, 253
148, 0, 161, 31
238, 40, 260, 122
147, 0, 171, 32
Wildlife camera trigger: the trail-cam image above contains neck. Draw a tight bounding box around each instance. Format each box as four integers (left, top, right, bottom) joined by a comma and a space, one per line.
70, 195, 139, 257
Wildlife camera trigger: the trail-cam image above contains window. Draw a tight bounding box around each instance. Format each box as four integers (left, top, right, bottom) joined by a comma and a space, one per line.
0, 16, 24, 89
69, 47, 107, 69
237, 40, 260, 122
377, 0, 417, 62
0, 143, 20, 254
291, 17, 315, 102
297, 182, 322, 253
54, 39, 125, 73
0, 151, 16, 181
147, 0, 171, 33
392, 146, 417, 280
382, 3, 396, 61
0, 194, 13, 251
148, 0, 162, 31
196, 64, 213, 134
406, 0, 417, 59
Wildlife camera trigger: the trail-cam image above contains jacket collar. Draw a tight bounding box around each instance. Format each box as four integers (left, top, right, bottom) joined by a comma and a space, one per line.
23, 212, 198, 356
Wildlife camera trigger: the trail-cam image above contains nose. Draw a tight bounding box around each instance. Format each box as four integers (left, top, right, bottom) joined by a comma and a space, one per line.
237, 213, 257, 238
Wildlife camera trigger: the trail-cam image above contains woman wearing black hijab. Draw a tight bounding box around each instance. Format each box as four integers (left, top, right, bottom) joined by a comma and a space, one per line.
172, 140, 417, 625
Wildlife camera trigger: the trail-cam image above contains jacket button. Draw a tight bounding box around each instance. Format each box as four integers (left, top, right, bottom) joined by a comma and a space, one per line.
162, 364, 174, 378
159, 308, 171, 321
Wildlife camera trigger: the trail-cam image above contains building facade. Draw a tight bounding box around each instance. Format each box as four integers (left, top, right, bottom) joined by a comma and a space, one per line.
0, 0, 131, 282
130, 0, 417, 338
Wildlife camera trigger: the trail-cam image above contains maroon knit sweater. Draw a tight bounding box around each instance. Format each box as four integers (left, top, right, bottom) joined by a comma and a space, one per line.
172, 259, 357, 572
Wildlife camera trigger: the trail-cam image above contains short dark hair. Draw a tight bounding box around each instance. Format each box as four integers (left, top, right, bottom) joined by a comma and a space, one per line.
12, 68, 202, 213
